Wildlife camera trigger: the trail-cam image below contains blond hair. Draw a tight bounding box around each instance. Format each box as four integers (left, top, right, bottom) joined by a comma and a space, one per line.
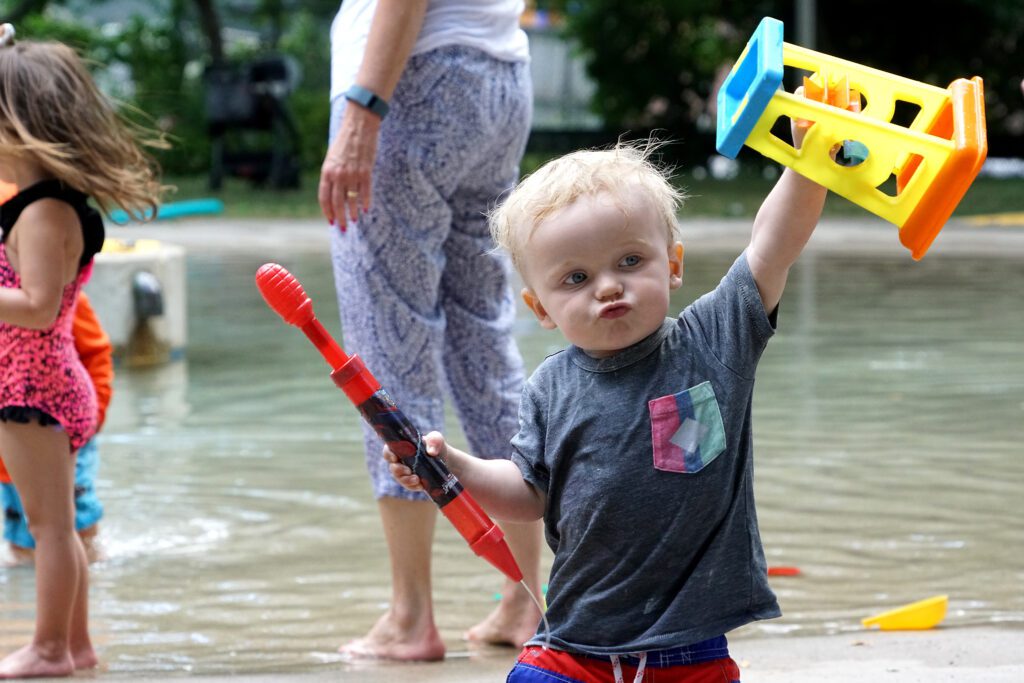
0, 38, 165, 217
490, 140, 686, 272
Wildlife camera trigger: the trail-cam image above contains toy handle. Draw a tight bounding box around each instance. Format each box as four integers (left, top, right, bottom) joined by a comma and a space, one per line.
351, 387, 464, 505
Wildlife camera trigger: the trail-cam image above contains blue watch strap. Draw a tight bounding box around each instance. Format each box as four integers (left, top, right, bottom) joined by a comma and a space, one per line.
344, 85, 390, 119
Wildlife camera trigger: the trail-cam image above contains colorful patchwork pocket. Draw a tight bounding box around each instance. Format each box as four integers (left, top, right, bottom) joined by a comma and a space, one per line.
648, 381, 726, 474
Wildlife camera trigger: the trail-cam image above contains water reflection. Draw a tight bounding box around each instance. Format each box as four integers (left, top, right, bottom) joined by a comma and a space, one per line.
2, 250, 1022, 675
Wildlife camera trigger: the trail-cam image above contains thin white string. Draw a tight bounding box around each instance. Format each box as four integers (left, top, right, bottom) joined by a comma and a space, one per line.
633, 652, 647, 683
610, 651, 648, 683
519, 579, 551, 650
611, 654, 624, 683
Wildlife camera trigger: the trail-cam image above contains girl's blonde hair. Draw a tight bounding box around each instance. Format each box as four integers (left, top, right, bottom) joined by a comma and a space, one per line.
0, 37, 165, 217
490, 139, 686, 272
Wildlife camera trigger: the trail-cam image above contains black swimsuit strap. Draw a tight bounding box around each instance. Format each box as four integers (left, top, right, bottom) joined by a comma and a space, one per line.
0, 179, 105, 268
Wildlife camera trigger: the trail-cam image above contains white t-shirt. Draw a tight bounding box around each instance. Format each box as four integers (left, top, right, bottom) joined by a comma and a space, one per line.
329, 0, 529, 101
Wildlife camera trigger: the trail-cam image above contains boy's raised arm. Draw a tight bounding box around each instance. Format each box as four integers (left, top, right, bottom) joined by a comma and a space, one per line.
747, 166, 827, 314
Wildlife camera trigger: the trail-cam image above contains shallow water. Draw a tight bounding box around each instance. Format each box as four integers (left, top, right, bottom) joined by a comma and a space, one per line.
2, 249, 1022, 676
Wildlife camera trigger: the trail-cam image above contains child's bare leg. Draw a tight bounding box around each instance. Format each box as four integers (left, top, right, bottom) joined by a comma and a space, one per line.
68, 533, 96, 670
1, 525, 98, 567
465, 519, 544, 647
339, 498, 445, 661
0, 423, 82, 679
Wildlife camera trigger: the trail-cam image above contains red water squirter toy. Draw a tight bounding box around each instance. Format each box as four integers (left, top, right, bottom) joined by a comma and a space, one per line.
255, 263, 523, 583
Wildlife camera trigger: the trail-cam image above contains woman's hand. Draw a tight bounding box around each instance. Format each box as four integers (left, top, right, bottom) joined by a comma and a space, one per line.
384, 431, 448, 492
318, 104, 381, 228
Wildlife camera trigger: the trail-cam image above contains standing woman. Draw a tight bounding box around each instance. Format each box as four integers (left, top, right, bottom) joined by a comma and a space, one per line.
319, 0, 543, 661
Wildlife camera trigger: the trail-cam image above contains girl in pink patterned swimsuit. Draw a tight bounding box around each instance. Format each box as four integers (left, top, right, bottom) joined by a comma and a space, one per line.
0, 25, 163, 679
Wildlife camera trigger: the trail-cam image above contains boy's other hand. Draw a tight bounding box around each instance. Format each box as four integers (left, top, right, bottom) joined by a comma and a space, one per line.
384, 431, 448, 492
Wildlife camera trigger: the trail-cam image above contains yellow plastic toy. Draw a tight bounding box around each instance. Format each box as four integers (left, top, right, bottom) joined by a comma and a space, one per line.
717, 18, 987, 259
861, 594, 949, 631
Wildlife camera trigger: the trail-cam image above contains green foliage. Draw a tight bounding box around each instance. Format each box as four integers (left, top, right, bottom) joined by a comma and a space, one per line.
111, 16, 209, 174
9, 2, 334, 179
557, 0, 1024, 142
17, 13, 92, 49
166, 171, 322, 217
557, 0, 784, 130
276, 9, 331, 170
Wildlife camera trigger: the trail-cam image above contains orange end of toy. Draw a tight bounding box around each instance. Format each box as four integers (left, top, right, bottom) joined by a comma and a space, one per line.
441, 493, 523, 583
256, 264, 315, 327
898, 77, 987, 260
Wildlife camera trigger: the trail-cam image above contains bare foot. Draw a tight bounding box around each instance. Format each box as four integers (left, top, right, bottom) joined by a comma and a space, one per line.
338, 610, 445, 661
465, 595, 542, 648
0, 644, 74, 679
71, 645, 98, 671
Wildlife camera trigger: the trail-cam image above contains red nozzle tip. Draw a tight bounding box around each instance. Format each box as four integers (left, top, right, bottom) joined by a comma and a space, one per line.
471, 526, 524, 583
256, 263, 314, 327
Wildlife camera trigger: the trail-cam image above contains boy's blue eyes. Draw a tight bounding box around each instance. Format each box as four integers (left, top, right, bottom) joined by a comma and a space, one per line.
561, 255, 643, 286
564, 272, 587, 285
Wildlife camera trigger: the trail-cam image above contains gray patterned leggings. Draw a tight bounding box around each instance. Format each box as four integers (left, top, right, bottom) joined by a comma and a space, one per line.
329, 45, 531, 499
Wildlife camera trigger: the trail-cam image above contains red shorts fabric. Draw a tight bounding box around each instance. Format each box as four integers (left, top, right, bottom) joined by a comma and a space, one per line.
509, 644, 742, 682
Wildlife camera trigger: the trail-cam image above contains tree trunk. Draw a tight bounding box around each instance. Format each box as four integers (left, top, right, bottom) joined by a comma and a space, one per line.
193, 0, 224, 65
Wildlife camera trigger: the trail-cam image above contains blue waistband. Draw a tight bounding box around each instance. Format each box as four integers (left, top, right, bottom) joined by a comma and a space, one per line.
585, 635, 729, 668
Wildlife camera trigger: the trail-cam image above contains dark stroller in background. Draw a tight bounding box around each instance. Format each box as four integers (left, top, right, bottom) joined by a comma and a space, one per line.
203, 55, 302, 190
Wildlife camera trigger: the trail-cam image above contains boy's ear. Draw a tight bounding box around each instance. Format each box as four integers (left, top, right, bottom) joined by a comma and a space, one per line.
522, 288, 557, 330
668, 242, 684, 289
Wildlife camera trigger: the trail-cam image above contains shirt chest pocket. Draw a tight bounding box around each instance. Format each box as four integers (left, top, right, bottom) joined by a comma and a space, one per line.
648, 381, 727, 474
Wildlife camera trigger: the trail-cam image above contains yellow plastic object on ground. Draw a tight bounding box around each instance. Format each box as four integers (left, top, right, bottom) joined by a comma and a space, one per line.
861, 594, 948, 631
102, 238, 165, 254
717, 17, 987, 260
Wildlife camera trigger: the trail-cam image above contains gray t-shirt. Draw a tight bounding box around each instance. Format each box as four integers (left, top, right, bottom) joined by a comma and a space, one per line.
511, 251, 780, 655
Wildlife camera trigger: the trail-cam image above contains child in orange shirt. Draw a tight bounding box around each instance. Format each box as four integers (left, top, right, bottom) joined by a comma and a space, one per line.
1, 291, 114, 564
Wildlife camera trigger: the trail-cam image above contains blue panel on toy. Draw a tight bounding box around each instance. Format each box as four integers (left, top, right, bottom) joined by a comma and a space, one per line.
716, 17, 785, 159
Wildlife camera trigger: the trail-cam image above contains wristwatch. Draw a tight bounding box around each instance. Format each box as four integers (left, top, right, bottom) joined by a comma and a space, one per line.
344, 85, 390, 120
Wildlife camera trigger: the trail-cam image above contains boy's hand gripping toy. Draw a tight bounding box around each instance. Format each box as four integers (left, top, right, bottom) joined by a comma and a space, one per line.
717, 17, 987, 259
255, 263, 523, 583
